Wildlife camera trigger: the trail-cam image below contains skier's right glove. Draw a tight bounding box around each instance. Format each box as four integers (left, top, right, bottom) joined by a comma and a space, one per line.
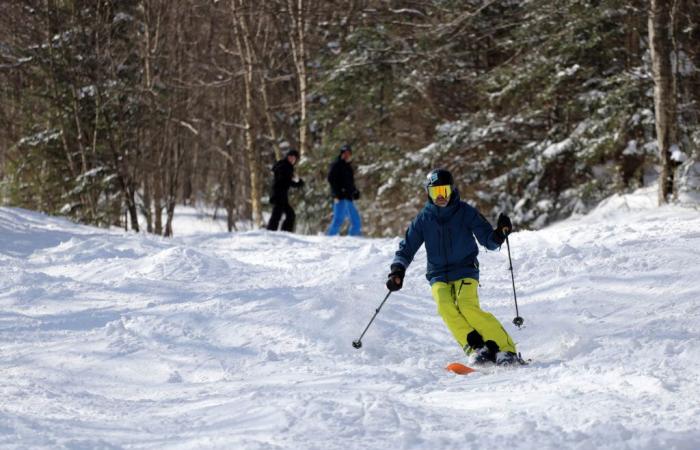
386, 264, 406, 291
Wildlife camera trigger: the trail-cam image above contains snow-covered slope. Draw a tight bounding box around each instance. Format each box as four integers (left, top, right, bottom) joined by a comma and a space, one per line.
1, 189, 699, 449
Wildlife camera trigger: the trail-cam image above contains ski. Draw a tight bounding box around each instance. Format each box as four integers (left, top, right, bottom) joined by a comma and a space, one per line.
445, 362, 476, 375
446, 353, 530, 375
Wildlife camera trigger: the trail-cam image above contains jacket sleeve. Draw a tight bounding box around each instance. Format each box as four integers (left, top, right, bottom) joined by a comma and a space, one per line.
392, 216, 425, 269
467, 206, 501, 251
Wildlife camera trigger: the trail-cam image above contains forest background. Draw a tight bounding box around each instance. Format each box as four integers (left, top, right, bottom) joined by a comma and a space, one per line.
1, 0, 698, 237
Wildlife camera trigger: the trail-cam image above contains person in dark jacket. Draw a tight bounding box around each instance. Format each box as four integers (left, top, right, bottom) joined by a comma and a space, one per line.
386, 168, 519, 365
267, 148, 304, 232
326, 144, 362, 236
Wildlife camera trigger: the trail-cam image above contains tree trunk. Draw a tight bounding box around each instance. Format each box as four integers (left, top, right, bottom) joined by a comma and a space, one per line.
164, 200, 176, 237
225, 157, 237, 232
125, 183, 140, 232
649, 0, 679, 205
261, 72, 282, 161
164, 139, 182, 237
287, 0, 310, 157
141, 171, 153, 233
232, 0, 263, 227
153, 156, 164, 235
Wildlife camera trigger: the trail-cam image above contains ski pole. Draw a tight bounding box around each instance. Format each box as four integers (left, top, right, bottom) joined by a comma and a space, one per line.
505, 234, 524, 328
352, 291, 392, 349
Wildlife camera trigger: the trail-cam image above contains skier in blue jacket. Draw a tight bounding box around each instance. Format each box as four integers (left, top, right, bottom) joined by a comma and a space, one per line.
386, 168, 518, 365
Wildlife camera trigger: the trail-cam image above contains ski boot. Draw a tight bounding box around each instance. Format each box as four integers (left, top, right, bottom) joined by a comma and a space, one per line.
496, 351, 530, 366
471, 340, 499, 365
495, 351, 518, 366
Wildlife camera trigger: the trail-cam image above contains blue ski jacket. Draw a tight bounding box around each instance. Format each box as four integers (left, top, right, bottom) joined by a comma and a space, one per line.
392, 190, 502, 284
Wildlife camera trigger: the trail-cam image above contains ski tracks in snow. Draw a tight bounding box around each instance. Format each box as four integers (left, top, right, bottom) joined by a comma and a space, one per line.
1, 196, 700, 449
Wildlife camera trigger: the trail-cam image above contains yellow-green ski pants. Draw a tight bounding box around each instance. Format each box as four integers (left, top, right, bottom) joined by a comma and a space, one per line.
431, 278, 516, 354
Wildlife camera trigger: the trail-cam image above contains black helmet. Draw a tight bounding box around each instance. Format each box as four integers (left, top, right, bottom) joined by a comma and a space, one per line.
286, 148, 300, 159
339, 143, 352, 155
425, 169, 455, 204
425, 169, 454, 189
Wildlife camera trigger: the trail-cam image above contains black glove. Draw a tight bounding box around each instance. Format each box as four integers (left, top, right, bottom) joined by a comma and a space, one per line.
352, 190, 360, 200
296, 178, 305, 188
386, 264, 405, 291
493, 213, 513, 244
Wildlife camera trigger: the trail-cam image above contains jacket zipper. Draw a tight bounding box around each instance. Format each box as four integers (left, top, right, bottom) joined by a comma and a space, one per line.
441, 218, 450, 284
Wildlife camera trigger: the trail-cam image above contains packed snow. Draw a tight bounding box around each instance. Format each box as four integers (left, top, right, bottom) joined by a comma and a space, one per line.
1, 187, 699, 449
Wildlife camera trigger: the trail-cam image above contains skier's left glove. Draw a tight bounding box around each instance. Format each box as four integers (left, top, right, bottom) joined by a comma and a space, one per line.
352, 189, 360, 200
386, 264, 405, 291
493, 213, 513, 244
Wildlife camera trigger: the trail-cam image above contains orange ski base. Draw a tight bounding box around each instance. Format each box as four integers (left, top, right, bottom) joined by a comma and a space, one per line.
445, 362, 476, 375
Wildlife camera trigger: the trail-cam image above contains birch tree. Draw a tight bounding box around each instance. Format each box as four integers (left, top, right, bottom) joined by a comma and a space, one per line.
649, 0, 679, 204
231, 0, 264, 227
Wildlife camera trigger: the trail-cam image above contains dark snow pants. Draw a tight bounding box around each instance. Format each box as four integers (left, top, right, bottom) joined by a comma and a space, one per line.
267, 200, 295, 232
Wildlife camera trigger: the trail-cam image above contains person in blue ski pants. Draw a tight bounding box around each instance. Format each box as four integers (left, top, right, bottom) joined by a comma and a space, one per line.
326, 144, 362, 236
328, 198, 362, 236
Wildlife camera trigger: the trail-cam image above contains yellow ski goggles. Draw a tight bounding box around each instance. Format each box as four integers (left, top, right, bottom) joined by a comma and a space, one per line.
427, 184, 452, 202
